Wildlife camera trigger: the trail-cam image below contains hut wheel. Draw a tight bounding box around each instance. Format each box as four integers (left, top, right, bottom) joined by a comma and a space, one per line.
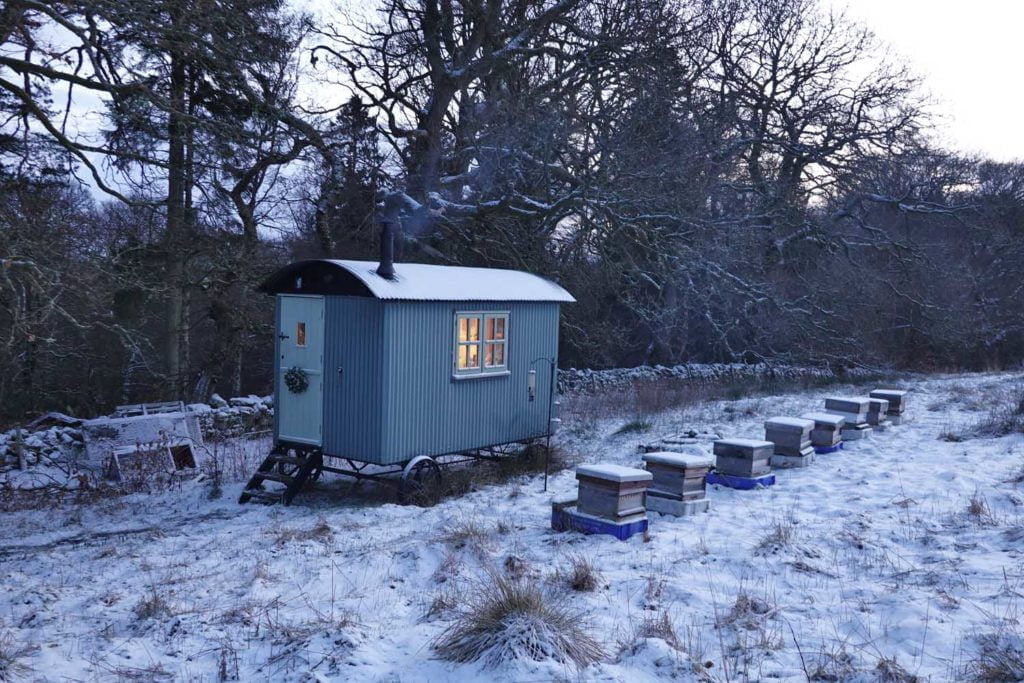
399, 455, 442, 505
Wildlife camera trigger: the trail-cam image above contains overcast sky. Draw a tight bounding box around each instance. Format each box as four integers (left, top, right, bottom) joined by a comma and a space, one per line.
830, 0, 1024, 162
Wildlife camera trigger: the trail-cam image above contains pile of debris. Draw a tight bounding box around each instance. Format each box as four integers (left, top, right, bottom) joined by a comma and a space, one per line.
1, 394, 274, 473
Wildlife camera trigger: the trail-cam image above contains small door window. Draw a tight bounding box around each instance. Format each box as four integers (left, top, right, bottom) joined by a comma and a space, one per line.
296, 322, 307, 347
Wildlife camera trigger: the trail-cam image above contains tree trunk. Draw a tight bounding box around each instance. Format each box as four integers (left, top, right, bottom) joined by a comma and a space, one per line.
165, 15, 188, 399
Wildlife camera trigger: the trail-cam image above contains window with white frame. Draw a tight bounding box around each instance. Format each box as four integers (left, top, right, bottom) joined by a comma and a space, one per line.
455, 311, 508, 376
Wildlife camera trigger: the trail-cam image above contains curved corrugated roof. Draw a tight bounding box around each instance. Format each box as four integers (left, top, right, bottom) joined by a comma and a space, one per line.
260, 259, 575, 303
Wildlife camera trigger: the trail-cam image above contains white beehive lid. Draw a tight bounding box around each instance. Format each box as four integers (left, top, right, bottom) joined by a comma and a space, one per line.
871, 389, 907, 398
764, 416, 815, 431
715, 438, 774, 449
642, 451, 715, 469
800, 412, 846, 427
576, 463, 653, 483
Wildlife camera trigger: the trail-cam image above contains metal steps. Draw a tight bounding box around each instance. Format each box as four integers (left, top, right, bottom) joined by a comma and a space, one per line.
239, 448, 323, 505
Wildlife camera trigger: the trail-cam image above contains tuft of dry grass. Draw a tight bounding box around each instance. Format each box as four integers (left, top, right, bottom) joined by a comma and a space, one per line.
633, 611, 681, 650
755, 515, 798, 555
613, 419, 653, 436
436, 515, 491, 554
0, 629, 34, 681
967, 492, 996, 526
133, 585, 172, 621
433, 570, 604, 669
875, 655, 920, 682
966, 631, 1024, 681
556, 553, 602, 593
273, 517, 334, 546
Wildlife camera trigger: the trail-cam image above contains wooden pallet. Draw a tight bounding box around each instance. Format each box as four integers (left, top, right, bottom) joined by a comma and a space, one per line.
239, 447, 324, 505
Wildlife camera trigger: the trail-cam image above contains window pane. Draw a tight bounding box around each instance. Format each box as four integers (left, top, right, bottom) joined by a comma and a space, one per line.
296, 322, 306, 347
494, 317, 505, 340
458, 344, 468, 369
466, 343, 479, 368
484, 342, 506, 368
459, 317, 468, 342
467, 317, 479, 341
485, 317, 495, 341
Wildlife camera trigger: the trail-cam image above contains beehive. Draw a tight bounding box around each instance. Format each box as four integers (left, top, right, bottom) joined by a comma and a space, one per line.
575, 464, 652, 521
866, 398, 890, 427
800, 412, 845, 447
713, 438, 773, 477
870, 389, 907, 419
641, 451, 714, 501
764, 417, 815, 458
824, 396, 870, 427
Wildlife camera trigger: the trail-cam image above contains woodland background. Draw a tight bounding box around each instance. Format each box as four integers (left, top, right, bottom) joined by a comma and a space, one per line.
2, 0, 1023, 420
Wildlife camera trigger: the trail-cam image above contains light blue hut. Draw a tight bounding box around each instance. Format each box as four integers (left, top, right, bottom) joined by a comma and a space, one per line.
240, 256, 574, 505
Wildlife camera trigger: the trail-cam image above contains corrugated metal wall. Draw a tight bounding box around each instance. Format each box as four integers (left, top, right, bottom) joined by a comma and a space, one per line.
322, 297, 385, 460
379, 301, 560, 465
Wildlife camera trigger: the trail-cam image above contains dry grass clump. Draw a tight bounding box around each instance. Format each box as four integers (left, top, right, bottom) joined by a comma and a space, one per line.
273, 517, 334, 546
133, 586, 172, 621
971, 385, 1024, 438
874, 656, 920, 682
613, 419, 653, 436
754, 515, 798, 555
436, 515, 491, 553
0, 629, 34, 681
556, 553, 602, 592
433, 571, 604, 669
633, 611, 681, 650
270, 520, 333, 548
966, 631, 1024, 681
966, 492, 997, 526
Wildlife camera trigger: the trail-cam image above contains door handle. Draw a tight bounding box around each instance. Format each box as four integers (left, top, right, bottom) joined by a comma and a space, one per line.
338, 366, 343, 381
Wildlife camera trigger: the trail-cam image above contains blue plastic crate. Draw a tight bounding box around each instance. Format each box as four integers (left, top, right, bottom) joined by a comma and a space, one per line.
706, 471, 776, 490
814, 443, 843, 455
551, 502, 648, 541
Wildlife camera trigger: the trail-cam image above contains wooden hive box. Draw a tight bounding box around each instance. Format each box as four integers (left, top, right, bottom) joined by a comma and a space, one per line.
764, 417, 815, 457
713, 438, 773, 477
799, 412, 845, 447
870, 389, 907, 416
824, 396, 870, 427
866, 398, 889, 426
642, 451, 715, 501
575, 464, 652, 521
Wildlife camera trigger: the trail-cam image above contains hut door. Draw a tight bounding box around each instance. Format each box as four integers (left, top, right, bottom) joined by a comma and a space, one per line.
277, 295, 324, 445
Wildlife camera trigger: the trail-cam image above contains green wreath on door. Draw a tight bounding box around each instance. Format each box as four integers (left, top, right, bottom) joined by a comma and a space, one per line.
284, 366, 309, 394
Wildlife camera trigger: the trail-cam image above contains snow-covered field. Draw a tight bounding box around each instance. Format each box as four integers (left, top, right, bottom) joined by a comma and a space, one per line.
3, 372, 1023, 681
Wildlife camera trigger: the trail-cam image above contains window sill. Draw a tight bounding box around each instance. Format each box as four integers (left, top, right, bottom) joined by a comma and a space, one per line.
452, 370, 511, 381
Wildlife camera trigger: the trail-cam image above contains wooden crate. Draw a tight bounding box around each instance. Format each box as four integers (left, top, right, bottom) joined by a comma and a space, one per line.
576, 464, 652, 521
642, 451, 714, 501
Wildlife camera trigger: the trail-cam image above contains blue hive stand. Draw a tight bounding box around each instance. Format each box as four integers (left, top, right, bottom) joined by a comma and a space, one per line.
706, 471, 776, 490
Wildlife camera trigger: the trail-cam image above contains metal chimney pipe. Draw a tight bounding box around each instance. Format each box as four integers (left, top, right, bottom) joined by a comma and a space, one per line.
376, 219, 396, 280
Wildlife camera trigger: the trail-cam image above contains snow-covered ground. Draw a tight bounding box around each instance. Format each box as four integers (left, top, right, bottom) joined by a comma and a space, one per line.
2, 372, 1023, 681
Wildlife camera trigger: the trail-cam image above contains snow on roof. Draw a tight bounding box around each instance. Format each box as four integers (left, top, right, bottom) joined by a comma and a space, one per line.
313, 259, 575, 303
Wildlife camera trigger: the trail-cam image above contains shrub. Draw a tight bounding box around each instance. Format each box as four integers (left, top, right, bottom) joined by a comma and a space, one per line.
433, 571, 604, 669
613, 419, 653, 436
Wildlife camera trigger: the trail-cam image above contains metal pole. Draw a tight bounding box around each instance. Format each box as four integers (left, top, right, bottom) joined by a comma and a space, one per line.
544, 358, 556, 492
